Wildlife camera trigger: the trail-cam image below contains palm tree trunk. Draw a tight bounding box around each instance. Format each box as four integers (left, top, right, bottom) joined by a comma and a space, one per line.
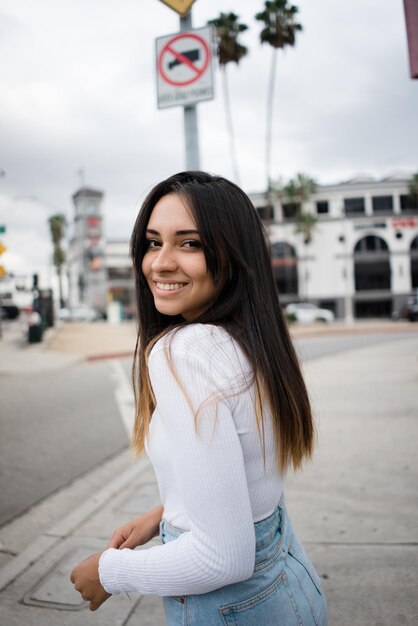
265, 47, 278, 190
58, 269, 64, 308
222, 67, 240, 185
304, 246, 309, 299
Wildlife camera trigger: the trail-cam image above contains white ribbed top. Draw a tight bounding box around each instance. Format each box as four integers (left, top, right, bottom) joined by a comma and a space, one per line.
99, 324, 285, 596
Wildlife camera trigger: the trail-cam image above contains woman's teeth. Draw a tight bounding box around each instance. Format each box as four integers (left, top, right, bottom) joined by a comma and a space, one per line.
156, 283, 186, 291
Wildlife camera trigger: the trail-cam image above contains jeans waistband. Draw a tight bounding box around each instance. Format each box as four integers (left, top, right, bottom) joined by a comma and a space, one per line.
161, 494, 293, 564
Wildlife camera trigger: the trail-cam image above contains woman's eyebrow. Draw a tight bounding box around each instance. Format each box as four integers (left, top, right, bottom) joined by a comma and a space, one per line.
146, 228, 199, 236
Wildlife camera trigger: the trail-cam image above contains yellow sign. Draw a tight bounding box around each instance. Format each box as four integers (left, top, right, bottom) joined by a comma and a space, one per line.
0, 265, 6, 278
159, 0, 196, 17
0, 242, 6, 256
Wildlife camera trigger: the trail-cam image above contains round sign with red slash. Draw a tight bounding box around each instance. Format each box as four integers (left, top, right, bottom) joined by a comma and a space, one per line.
158, 32, 210, 87
156, 26, 214, 109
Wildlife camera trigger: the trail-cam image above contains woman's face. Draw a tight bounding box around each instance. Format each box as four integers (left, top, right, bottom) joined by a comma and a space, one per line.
141, 193, 221, 321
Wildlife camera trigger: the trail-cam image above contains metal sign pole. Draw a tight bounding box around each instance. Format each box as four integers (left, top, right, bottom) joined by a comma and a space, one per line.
180, 10, 200, 170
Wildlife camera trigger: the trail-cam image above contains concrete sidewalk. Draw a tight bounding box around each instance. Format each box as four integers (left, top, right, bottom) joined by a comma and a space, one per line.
1, 316, 417, 374
0, 318, 137, 375
0, 323, 417, 624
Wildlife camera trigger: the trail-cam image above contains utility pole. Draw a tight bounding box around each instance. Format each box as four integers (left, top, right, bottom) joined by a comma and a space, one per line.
157, 1, 206, 170
180, 10, 200, 169
404, 0, 418, 78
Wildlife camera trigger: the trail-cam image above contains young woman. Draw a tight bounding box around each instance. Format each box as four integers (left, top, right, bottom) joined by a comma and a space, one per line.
70, 171, 328, 625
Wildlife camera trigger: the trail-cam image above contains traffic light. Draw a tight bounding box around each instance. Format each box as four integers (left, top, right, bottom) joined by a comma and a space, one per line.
0, 238, 6, 278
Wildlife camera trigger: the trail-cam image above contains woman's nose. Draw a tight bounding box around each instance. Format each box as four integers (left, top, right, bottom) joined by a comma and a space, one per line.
151, 245, 177, 272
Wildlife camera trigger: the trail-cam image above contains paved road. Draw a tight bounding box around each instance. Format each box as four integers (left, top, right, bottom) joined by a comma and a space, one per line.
295, 330, 412, 361
0, 331, 417, 625
1, 329, 413, 529
0, 360, 129, 527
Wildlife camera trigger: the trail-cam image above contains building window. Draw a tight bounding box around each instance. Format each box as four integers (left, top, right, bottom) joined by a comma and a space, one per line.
282, 202, 300, 219
271, 241, 298, 295
344, 197, 365, 215
411, 235, 418, 289
400, 194, 418, 213
354, 235, 390, 291
256, 205, 274, 221
316, 201, 329, 215
372, 195, 393, 214
354, 235, 389, 253
355, 300, 392, 318
86, 202, 99, 216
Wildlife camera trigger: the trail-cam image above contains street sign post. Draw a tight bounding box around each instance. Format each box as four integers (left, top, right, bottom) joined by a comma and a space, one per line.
159, 0, 196, 17
156, 3, 207, 169
156, 26, 214, 109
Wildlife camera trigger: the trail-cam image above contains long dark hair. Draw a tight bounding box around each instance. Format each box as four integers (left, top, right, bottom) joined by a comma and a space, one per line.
130, 171, 314, 471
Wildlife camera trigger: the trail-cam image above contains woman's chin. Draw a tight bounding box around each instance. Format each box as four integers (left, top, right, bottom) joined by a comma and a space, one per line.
154, 303, 182, 318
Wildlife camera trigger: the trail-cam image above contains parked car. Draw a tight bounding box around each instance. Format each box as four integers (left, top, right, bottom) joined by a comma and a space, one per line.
0, 303, 20, 320
285, 302, 335, 324
402, 296, 418, 322
58, 304, 102, 322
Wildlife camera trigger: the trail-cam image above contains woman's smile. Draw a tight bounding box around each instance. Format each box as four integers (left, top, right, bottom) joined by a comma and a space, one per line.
142, 193, 222, 320
154, 281, 188, 292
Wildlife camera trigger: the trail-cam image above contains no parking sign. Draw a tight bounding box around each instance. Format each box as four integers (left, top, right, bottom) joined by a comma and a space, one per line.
156, 26, 214, 109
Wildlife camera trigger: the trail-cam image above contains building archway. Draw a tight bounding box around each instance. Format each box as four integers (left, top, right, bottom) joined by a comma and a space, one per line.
271, 241, 298, 297
354, 235, 391, 317
411, 235, 418, 289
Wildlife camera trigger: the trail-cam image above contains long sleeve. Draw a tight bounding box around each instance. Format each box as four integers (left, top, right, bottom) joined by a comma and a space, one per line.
99, 326, 256, 596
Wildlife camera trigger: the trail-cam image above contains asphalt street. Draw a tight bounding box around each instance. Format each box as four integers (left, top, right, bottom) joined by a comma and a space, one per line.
0, 329, 417, 626
0, 359, 129, 527
1, 327, 414, 530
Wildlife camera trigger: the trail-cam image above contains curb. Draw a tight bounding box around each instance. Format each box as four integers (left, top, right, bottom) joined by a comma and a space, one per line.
289, 323, 418, 339
0, 453, 151, 592
87, 351, 134, 362
74, 325, 418, 363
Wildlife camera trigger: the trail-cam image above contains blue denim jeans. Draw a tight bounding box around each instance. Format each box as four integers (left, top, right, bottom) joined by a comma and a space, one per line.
160, 496, 328, 625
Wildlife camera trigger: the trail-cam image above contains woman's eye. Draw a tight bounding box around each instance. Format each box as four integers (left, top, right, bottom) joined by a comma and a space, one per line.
183, 240, 201, 249
146, 239, 160, 248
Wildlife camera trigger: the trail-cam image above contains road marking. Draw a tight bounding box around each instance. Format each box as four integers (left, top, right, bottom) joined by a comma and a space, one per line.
111, 360, 135, 438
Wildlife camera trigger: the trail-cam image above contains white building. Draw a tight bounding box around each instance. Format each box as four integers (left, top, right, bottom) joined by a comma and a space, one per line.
250, 173, 418, 319
68, 187, 108, 314
105, 239, 135, 317
67, 174, 418, 320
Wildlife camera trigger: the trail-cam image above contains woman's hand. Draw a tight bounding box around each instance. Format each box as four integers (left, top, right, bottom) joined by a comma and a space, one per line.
70, 552, 111, 611
107, 505, 164, 550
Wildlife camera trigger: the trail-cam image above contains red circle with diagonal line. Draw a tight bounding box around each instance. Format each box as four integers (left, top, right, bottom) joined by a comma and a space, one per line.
158, 32, 210, 87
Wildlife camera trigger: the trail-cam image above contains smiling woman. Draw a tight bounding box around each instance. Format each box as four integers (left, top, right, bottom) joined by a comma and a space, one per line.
70, 171, 328, 625
141, 193, 223, 320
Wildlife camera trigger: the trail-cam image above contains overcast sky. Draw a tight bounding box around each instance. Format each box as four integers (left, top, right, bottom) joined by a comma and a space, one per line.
0, 0, 416, 284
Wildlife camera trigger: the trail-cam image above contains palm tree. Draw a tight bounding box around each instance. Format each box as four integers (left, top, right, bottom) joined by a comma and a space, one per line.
274, 173, 316, 298
270, 172, 316, 220
208, 12, 248, 184
289, 174, 317, 299
294, 211, 317, 245
255, 1, 303, 190
48, 213, 67, 308
284, 173, 316, 216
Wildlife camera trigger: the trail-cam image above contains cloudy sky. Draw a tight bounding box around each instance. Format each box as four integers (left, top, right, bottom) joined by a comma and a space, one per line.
0, 0, 416, 285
